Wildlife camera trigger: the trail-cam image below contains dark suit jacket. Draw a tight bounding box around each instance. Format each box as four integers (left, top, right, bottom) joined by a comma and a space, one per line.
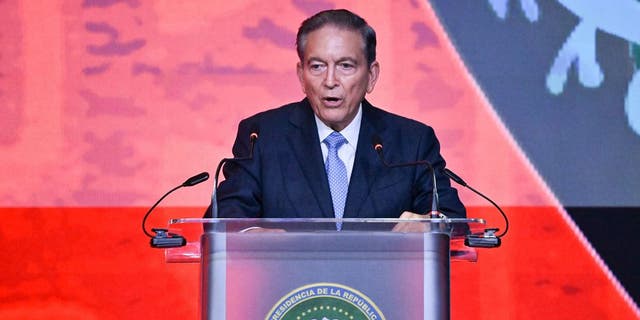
207, 98, 466, 219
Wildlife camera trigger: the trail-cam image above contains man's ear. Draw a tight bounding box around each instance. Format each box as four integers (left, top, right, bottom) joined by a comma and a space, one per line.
366, 61, 380, 93
296, 62, 306, 94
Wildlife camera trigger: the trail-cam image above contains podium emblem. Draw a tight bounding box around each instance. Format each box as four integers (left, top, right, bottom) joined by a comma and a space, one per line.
265, 282, 386, 320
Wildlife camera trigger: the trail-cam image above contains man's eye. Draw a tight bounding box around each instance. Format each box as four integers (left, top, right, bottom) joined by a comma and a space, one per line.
309, 64, 324, 70
339, 63, 354, 69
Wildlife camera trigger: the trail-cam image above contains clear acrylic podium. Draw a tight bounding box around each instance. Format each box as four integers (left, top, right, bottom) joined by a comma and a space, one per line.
165, 217, 484, 320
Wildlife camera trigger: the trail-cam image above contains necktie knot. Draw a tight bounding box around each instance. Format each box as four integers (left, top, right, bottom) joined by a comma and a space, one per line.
323, 131, 347, 150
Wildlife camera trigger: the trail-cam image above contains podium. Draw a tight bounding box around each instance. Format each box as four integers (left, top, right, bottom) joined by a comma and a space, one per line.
165, 217, 484, 320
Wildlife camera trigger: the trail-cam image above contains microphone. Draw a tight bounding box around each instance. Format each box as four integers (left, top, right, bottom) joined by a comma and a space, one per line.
142, 171, 210, 248
209, 127, 259, 218
372, 135, 440, 218
182, 171, 210, 187
442, 168, 508, 248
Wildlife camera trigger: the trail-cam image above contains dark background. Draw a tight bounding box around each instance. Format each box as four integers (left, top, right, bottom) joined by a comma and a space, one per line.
431, 0, 640, 304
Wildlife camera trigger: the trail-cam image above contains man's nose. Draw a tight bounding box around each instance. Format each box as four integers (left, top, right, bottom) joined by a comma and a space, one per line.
323, 67, 338, 88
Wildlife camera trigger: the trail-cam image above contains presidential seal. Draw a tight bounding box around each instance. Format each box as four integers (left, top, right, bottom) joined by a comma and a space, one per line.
265, 283, 385, 320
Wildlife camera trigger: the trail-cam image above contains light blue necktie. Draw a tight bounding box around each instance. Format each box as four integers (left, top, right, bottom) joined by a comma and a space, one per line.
323, 131, 348, 230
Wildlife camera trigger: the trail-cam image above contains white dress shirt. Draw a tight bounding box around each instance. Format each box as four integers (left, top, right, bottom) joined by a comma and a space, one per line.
315, 104, 362, 184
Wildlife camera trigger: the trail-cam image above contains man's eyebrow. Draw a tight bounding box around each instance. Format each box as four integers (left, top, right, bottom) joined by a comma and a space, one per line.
306, 57, 325, 63
336, 57, 358, 64
306, 57, 359, 64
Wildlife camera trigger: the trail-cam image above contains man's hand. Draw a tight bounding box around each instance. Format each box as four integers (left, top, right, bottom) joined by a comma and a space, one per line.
391, 211, 431, 232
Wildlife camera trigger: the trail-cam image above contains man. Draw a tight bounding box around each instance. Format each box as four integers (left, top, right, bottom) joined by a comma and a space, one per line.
207, 9, 465, 220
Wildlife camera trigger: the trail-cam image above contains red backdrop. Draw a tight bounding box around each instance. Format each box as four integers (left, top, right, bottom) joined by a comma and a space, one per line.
1, 1, 637, 319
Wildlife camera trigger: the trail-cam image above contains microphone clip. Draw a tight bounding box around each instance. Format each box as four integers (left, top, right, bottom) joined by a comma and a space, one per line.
150, 228, 186, 248
465, 228, 501, 248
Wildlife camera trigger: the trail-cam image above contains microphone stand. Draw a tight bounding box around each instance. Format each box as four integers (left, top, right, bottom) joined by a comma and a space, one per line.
372, 139, 442, 218
443, 168, 507, 248
210, 132, 258, 218
142, 172, 210, 248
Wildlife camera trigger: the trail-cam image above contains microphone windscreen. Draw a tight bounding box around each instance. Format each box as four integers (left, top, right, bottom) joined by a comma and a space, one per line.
182, 172, 210, 187
371, 135, 383, 152
249, 125, 259, 141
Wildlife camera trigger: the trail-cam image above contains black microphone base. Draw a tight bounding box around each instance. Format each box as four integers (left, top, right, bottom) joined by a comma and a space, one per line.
150, 228, 187, 248
465, 234, 501, 248
151, 236, 186, 248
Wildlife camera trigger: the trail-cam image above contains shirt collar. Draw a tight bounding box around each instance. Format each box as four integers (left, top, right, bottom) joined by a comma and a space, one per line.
315, 103, 362, 147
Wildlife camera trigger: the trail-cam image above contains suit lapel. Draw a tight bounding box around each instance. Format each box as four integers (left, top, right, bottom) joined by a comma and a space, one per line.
286, 99, 334, 218
343, 101, 388, 218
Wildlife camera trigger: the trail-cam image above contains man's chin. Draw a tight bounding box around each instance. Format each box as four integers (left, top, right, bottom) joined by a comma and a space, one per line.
318, 115, 352, 131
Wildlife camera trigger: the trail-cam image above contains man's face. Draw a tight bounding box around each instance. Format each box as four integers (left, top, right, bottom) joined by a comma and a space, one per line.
297, 25, 379, 131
